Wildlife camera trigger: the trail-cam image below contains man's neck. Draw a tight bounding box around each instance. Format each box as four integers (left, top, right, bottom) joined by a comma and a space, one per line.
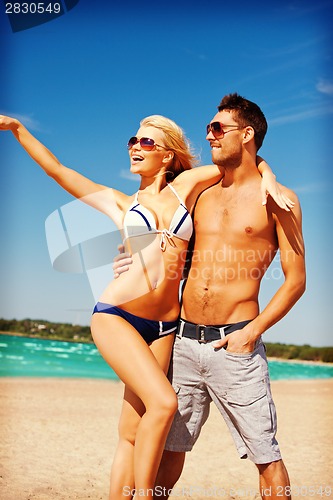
220, 161, 260, 188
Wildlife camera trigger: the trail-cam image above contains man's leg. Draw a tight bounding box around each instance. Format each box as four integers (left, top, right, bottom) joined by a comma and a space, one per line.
256, 459, 291, 500
154, 450, 186, 499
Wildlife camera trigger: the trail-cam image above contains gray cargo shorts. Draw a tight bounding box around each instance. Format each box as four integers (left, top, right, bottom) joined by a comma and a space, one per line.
165, 319, 282, 464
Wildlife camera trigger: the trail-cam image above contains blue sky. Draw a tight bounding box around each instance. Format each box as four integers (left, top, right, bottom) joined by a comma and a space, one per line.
0, 0, 332, 346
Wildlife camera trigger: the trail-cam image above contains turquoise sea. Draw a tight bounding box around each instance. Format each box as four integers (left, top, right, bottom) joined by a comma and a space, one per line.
1, 334, 333, 380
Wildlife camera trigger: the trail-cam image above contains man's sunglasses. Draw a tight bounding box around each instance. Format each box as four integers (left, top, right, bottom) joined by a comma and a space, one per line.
206, 122, 242, 138
127, 136, 166, 151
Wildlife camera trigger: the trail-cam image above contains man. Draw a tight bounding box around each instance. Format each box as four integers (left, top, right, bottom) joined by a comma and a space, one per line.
115, 93, 306, 499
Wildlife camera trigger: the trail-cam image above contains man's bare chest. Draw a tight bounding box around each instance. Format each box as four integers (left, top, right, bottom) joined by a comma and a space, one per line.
193, 186, 273, 242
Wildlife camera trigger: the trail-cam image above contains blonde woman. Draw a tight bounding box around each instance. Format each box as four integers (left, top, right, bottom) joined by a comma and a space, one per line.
0, 114, 292, 499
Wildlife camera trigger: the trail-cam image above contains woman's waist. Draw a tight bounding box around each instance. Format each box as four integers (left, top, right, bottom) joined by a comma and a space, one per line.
99, 282, 181, 322
97, 294, 180, 322
108, 260, 182, 295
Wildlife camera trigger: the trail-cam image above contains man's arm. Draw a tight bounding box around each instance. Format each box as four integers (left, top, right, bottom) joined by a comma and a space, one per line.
214, 192, 306, 352
252, 195, 306, 329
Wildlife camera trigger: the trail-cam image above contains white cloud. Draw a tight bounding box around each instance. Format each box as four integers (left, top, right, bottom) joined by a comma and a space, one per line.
184, 48, 207, 61
292, 182, 331, 194
316, 79, 333, 96
269, 103, 333, 126
119, 169, 140, 182
0, 111, 42, 132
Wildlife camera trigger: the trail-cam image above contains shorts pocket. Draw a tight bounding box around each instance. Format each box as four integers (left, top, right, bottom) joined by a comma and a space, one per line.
225, 380, 267, 406
223, 348, 263, 387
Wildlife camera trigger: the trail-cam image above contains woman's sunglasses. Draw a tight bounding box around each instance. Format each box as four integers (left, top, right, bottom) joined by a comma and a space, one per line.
127, 136, 166, 151
206, 122, 242, 138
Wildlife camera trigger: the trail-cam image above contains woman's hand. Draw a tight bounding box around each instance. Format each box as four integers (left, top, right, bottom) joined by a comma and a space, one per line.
261, 170, 295, 211
256, 156, 295, 211
0, 115, 19, 131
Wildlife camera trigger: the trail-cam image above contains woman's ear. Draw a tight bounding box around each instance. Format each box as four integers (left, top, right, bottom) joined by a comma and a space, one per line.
162, 151, 174, 164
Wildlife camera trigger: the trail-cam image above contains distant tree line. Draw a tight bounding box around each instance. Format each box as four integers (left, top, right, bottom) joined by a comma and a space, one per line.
1, 318, 333, 362
265, 342, 333, 363
0, 318, 92, 343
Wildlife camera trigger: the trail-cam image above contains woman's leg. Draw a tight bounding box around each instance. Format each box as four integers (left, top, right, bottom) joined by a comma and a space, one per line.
91, 313, 177, 499
109, 336, 174, 499
109, 386, 145, 498
131, 334, 176, 496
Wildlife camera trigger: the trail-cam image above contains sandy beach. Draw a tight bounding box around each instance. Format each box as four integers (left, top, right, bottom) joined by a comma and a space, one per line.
1, 378, 332, 500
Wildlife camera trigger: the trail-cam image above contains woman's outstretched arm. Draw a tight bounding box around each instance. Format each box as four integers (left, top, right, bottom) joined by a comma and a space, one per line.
0, 115, 124, 224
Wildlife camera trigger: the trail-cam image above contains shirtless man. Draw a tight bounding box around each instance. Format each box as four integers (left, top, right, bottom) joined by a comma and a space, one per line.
115, 93, 306, 499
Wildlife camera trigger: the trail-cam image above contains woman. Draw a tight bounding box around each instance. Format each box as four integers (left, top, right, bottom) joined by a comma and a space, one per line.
0, 114, 292, 498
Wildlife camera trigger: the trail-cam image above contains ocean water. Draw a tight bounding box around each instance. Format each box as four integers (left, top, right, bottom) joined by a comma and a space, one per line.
1, 334, 333, 380
0, 334, 118, 380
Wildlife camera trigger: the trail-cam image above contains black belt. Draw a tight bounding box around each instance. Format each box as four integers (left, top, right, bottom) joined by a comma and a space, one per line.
177, 318, 252, 343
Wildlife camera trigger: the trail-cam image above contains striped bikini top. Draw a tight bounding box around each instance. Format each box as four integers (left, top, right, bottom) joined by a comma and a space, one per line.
123, 183, 193, 251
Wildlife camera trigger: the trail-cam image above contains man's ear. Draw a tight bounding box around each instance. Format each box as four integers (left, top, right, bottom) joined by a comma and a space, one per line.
242, 126, 255, 144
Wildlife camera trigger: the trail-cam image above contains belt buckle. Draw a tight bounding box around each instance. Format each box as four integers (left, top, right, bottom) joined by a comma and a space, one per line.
196, 324, 207, 343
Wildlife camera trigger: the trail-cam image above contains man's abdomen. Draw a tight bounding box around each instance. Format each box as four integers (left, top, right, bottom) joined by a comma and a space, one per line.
181, 268, 260, 325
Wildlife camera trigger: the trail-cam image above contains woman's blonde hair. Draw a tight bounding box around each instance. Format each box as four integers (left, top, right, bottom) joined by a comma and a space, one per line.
140, 115, 197, 181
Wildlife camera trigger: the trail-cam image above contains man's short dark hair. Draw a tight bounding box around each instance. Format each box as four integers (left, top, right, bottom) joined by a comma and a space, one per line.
218, 93, 267, 151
